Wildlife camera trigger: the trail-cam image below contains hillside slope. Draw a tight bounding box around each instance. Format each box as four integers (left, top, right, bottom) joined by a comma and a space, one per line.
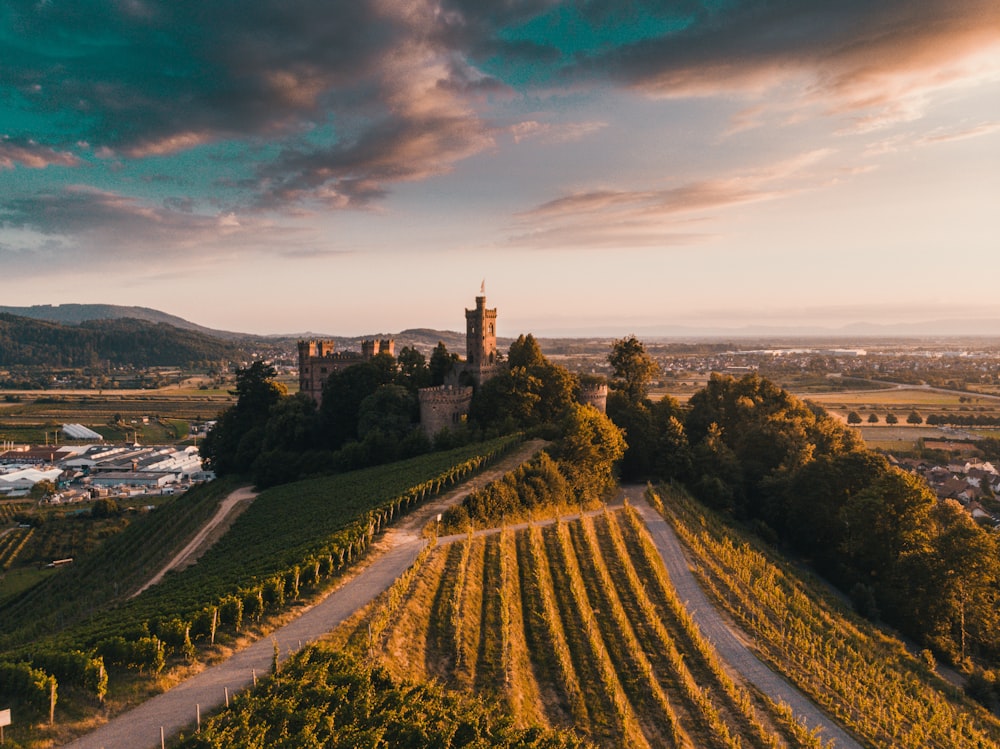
0, 313, 245, 367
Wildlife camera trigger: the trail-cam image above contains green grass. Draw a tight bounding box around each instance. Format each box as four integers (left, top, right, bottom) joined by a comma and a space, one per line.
0, 566, 56, 604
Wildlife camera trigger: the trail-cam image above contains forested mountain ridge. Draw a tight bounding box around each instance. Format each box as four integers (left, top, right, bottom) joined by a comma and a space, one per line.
0, 313, 245, 368
0, 303, 246, 339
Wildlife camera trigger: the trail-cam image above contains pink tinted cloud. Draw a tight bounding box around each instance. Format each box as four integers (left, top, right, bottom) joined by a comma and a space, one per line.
0, 139, 80, 169
513, 149, 834, 249
615, 2, 1000, 131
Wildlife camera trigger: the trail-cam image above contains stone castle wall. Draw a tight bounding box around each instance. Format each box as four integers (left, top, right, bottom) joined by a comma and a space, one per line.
579, 382, 608, 414
298, 339, 395, 406
418, 385, 474, 438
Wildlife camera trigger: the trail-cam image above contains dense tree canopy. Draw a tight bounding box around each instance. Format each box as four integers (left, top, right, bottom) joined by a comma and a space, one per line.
669, 368, 1000, 666
608, 335, 659, 404
0, 312, 242, 368
471, 334, 579, 432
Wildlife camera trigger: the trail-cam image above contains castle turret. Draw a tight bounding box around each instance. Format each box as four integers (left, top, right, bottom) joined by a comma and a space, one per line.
465, 293, 498, 385
418, 385, 474, 438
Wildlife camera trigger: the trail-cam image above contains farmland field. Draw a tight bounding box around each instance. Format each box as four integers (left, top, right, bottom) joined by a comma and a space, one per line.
0, 390, 232, 445
343, 511, 802, 748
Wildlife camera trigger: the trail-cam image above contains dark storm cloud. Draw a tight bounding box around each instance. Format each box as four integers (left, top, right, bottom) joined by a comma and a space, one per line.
2, 0, 399, 154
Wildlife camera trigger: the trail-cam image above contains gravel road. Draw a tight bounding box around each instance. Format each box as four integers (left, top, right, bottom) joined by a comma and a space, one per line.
625, 487, 862, 749
61, 440, 545, 749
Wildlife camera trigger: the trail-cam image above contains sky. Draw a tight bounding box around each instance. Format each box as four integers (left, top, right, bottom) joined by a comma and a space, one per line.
1, 0, 999, 337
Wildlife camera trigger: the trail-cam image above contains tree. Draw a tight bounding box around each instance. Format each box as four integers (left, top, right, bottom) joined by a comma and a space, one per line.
357, 385, 419, 440
429, 342, 458, 386
868, 412, 879, 423
201, 361, 286, 475
395, 347, 429, 391
507, 334, 545, 369
29, 479, 57, 501
918, 501, 1000, 661
840, 468, 935, 590
551, 404, 626, 504
608, 335, 659, 404
847, 411, 862, 424
885, 412, 899, 424
320, 359, 396, 448
470, 336, 578, 431
907, 410, 923, 425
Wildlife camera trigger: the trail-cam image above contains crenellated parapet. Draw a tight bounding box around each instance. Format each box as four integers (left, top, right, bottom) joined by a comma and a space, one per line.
297, 338, 395, 406
418, 385, 474, 438
579, 381, 609, 414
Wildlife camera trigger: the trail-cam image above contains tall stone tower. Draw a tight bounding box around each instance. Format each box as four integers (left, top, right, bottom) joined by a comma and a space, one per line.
465, 290, 498, 385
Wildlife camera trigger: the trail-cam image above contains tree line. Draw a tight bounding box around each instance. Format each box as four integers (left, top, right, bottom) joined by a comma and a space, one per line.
604, 336, 1000, 679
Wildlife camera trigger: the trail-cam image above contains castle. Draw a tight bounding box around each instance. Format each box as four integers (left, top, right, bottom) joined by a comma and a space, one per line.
297, 338, 394, 405
298, 291, 606, 438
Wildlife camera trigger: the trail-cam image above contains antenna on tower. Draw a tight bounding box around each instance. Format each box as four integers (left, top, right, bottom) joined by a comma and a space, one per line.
480, 279, 486, 295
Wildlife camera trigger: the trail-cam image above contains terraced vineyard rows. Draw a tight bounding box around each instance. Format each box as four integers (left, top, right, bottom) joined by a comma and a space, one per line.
0, 527, 33, 570
649, 485, 1000, 749
362, 510, 799, 748
0, 500, 32, 523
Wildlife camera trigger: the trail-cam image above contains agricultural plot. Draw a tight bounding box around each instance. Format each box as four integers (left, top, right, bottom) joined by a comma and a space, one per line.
0, 391, 231, 445
0, 500, 32, 523
356, 511, 799, 749
651, 486, 1000, 749
0, 527, 33, 570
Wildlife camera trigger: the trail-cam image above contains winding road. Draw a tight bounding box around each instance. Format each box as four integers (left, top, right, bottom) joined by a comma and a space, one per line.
623, 487, 861, 749
62, 440, 546, 749
62, 455, 860, 749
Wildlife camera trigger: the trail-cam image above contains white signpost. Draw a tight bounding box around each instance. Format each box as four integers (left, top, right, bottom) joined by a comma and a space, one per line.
0, 708, 11, 745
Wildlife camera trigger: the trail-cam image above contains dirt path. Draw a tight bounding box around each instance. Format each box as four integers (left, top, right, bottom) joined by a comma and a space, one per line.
63, 440, 546, 749
622, 486, 862, 749
130, 486, 258, 598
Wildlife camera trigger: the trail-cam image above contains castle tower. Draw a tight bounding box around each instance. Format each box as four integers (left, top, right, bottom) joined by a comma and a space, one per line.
465, 291, 498, 385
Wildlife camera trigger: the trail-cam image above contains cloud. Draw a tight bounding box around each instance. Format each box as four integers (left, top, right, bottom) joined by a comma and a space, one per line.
2, 0, 997, 219
3, 0, 507, 209
0, 138, 80, 169
864, 119, 1000, 156
511, 149, 835, 249
0, 185, 302, 271
586, 1, 1000, 130
916, 120, 1000, 145
508, 120, 607, 144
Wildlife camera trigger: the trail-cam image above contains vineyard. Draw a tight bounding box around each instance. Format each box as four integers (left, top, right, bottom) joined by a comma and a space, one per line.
0, 436, 521, 741
338, 508, 815, 749
649, 484, 1000, 749
176, 646, 588, 748
0, 500, 33, 523
0, 527, 33, 570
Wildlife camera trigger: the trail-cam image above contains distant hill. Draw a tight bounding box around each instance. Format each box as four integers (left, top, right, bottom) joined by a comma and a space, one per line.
0, 304, 247, 340
0, 313, 245, 368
